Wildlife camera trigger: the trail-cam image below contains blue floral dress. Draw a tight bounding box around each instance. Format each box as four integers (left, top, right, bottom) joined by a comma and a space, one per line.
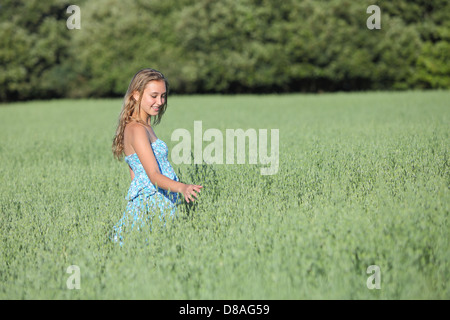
112, 139, 179, 244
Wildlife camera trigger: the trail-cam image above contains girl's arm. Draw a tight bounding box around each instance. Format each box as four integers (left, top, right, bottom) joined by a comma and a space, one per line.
130, 124, 202, 202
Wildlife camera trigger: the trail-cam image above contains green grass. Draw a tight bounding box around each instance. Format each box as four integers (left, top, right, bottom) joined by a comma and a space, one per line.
0, 90, 449, 299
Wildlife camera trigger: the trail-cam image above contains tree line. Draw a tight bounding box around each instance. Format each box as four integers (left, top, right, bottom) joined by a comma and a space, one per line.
0, 0, 449, 101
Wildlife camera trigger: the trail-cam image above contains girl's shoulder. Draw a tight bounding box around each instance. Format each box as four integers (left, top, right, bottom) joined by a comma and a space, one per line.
124, 121, 150, 138
125, 120, 148, 131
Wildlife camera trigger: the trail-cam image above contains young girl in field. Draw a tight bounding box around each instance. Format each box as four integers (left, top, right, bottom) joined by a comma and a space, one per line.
111, 68, 202, 244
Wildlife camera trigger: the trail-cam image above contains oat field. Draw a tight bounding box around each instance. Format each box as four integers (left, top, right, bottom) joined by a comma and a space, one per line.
0, 90, 448, 299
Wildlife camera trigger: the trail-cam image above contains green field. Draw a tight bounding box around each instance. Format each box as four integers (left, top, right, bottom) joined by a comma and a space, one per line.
0, 90, 448, 299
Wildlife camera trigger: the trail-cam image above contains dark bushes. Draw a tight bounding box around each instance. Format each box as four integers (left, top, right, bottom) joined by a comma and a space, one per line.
0, 0, 449, 101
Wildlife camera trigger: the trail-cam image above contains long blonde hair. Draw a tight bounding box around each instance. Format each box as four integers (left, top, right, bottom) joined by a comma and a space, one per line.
112, 68, 169, 160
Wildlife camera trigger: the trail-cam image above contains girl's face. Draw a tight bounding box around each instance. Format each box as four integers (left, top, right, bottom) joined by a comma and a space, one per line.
134, 80, 166, 119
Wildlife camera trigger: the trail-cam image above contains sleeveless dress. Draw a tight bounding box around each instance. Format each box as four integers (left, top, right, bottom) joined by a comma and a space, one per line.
112, 138, 179, 244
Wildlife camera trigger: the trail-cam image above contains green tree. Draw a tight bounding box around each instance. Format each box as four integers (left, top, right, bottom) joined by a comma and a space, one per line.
1, 0, 449, 101
0, 0, 76, 101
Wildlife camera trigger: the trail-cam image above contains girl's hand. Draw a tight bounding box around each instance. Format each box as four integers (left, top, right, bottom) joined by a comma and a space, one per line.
181, 184, 203, 203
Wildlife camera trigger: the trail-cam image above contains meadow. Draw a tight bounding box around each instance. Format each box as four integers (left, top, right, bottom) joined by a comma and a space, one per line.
0, 90, 448, 299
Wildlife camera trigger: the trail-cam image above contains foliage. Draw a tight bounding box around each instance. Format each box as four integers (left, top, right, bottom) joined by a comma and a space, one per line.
0, 0, 73, 101
0, 0, 449, 100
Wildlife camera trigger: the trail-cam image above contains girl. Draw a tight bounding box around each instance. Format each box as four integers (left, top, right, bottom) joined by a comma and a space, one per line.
111, 68, 202, 244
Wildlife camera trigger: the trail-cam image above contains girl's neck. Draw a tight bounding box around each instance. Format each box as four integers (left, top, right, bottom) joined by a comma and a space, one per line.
132, 111, 151, 127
